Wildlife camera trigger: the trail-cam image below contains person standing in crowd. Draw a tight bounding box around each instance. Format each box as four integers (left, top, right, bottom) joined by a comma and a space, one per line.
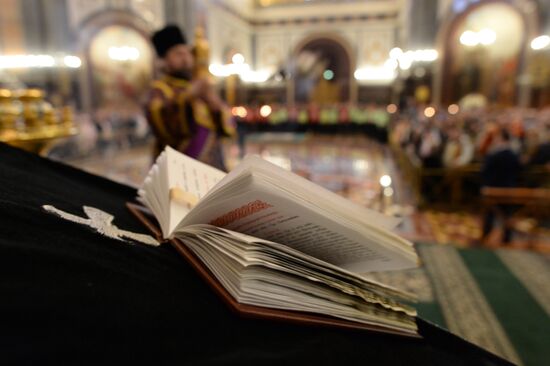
417, 121, 443, 168
528, 125, 550, 167
480, 129, 521, 244
442, 127, 474, 168
144, 25, 234, 170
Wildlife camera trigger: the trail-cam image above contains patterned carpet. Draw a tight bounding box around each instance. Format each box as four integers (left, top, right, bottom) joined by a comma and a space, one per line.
412, 210, 550, 254
368, 244, 550, 366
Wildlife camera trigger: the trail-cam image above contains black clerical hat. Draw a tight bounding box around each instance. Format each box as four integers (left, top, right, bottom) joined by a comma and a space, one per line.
151, 25, 187, 57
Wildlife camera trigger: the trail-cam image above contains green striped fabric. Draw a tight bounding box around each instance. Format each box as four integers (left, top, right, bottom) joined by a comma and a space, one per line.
367, 244, 550, 366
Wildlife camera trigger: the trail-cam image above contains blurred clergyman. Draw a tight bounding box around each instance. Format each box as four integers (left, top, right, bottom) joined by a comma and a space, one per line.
145, 25, 234, 170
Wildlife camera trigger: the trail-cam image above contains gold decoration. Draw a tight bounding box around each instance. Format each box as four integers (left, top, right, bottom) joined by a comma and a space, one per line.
0, 88, 77, 155
193, 26, 211, 79
415, 85, 431, 103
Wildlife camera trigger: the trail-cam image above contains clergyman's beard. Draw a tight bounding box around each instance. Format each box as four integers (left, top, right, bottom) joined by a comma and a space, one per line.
167, 68, 192, 80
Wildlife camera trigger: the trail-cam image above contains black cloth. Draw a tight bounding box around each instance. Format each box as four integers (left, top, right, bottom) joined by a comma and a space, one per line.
481, 148, 521, 188
529, 142, 550, 166
0, 143, 511, 365
480, 148, 522, 243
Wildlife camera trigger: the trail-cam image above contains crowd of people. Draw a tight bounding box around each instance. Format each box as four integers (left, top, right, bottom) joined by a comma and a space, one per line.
391, 106, 550, 170
391, 105, 550, 243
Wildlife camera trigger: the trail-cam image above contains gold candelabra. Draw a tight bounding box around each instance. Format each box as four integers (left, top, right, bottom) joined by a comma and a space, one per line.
0, 88, 77, 155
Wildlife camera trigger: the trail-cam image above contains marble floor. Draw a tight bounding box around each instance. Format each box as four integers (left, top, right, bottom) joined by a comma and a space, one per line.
55, 133, 550, 252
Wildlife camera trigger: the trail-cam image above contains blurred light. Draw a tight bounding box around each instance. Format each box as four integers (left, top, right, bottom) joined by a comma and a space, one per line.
399, 51, 414, 70
388, 48, 438, 71
531, 35, 550, 50
209, 63, 230, 77
354, 66, 396, 82
37, 55, 55, 67
384, 59, 398, 70
229, 63, 249, 74
211, 63, 240, 76
383, 187, 394, 197
209, 62, 269, 83
231, 106, 248, 118
389, 47, 403, 60
63, 55, 81, 68
238, 107, 248, 118
399, 59, 412, 70
413, 49, 438, 62
323, 69, 334, 80
386, 104, 397, 114
460, 30, 479, 46
0, 54, 56, 69
379, 175, 392, 188
424, 106, 436, 118
478, 28, 496, 45
357, 48, 441, 77
448, 104, 460, 115
353, 159, 369, 172
108, 46, 140, 61
260, 105, 272, 117
241, 69, 270, 83
460, 29, 496, 47
232, 53, 245, 64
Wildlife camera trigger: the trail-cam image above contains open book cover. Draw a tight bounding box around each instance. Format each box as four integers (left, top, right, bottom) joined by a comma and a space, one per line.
136, 146, 420, 336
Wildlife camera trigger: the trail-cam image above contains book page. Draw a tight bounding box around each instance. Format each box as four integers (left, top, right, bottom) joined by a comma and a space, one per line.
176, 225, 417, 333
138, 152, 170, 236
165, 147, 226, 234
202, 155, 400, 231
182, 224, 414, 302
181, 186, 416, 272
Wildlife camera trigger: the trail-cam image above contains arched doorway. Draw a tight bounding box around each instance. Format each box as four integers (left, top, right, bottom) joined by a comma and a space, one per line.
76, 10, 155, 113
293, 37, 352, 105
439, 2, 531, 106
88, 25, 153, 111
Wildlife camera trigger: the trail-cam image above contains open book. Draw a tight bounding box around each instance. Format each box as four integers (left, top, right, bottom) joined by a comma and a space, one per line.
137, 146, 419, 336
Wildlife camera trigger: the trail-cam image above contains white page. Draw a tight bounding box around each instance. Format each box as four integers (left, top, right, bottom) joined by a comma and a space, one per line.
178, 227, 417, 332
180, 184, 417, 272
191, 229, 415, 311
138, 152, 170, 236
143, 148, 416, 271
180, 224, 413, 301
165, 146, 226, 235
200, 155, 400, 230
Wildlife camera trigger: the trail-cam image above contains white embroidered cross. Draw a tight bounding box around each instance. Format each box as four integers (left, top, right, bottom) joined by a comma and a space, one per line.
43, 205, 159, 247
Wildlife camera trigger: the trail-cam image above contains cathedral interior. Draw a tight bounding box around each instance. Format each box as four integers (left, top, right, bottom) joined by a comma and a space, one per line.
1, 1, 550, 365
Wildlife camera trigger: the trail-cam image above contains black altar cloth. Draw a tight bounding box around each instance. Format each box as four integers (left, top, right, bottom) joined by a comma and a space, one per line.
0, 143, 511, 365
